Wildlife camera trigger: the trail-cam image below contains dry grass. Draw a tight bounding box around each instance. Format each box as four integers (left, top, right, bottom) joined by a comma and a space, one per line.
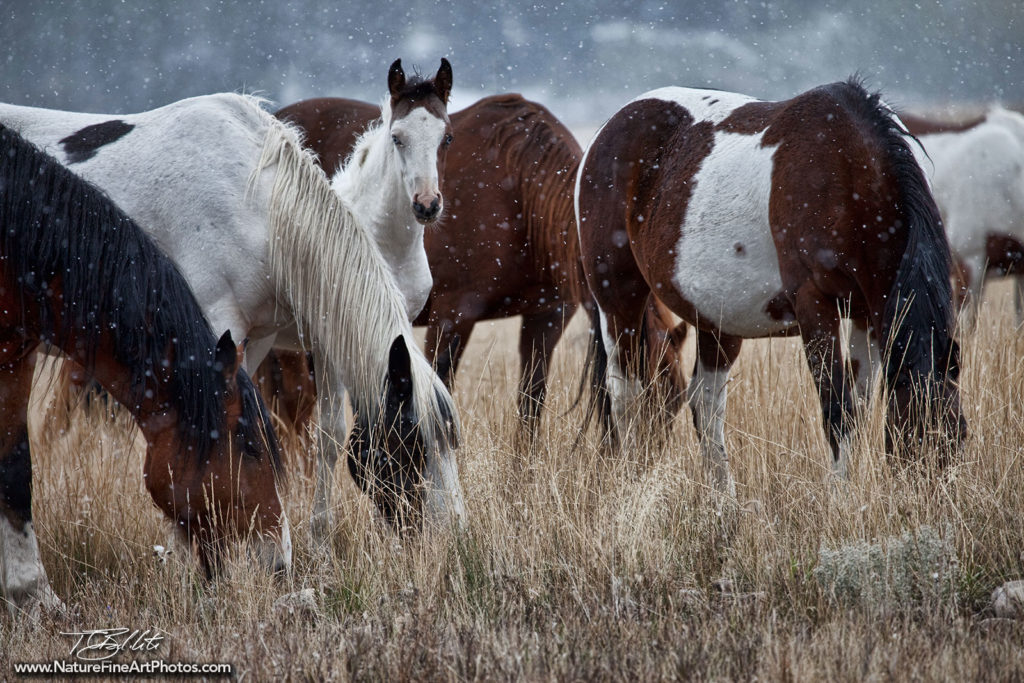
3, 283, 1024, 681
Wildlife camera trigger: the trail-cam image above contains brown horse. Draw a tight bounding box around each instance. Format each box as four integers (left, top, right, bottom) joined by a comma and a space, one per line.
272, 93, 587, 432
577, 78, 965, 495
0, 124, 289, 616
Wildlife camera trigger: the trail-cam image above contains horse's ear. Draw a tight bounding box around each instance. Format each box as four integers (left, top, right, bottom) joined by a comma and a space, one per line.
214, 330, 244, 380
388, 59, 406, 98
434, 58, 453, 104
386, 335, 414, 406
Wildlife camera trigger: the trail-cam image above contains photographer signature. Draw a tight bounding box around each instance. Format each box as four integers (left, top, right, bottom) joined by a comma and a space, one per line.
61, 628, 167, 662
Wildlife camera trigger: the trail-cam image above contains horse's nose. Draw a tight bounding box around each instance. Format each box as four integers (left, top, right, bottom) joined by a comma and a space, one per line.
413, 194, 441, 222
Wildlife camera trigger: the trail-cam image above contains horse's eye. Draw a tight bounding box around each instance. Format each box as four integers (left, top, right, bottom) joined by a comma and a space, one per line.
392, 134, 403, 148
443, 134, 453, 147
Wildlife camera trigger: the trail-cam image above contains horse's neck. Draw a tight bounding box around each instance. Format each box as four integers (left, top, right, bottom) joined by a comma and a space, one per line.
80, 350, 179, 442
332, 126, 430, 319
335, 126, 417, 243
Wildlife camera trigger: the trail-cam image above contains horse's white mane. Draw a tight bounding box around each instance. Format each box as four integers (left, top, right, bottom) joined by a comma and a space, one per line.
239, 94, 457, 447
347, 96, 393, 166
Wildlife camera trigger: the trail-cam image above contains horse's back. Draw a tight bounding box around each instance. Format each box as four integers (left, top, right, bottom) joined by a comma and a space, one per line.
0, 94, 289, 338
915, 107, 1024, 253
579, 81, 919, 337
452, 93, 580, 148
0, 93, 273, 153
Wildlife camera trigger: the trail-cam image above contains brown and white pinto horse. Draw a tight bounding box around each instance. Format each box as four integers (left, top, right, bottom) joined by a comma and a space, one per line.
273, 93, 587, 432
900, 107, 1024, 331
576, 78, 966, 495
0, 125, 289, 616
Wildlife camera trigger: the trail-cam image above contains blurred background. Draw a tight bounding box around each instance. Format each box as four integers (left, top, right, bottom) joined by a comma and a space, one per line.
1, 0, 1020, 125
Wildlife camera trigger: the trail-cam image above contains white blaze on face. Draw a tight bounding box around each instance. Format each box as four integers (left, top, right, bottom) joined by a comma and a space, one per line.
277, 511, 293, 570
390, 108, 447, 218
422, 442, 467, 530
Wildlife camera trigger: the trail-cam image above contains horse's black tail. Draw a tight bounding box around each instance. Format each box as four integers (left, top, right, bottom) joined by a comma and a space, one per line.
873, 112, 958, 389
570, 299, 614, 449
845, 78, 965, 454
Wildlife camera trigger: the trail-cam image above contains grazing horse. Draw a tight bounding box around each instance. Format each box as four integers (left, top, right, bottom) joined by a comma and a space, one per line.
0, 124, 289, 616
900, 107, 1024, 331
274, 93, 587, 430
576, 78, 965, 495
0, 67, 465, 536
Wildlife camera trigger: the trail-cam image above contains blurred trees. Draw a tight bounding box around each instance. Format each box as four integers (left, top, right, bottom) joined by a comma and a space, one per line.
0, 0, 1019, 121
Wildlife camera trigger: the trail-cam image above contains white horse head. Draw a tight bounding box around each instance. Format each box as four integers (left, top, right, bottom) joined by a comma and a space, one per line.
384, 58, 453, 224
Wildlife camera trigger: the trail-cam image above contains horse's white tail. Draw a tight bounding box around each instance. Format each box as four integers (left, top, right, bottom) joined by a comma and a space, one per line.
251, 114, 464, 522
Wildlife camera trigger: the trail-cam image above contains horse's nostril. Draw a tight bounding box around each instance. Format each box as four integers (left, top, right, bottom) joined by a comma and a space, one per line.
414, 201, 439, 220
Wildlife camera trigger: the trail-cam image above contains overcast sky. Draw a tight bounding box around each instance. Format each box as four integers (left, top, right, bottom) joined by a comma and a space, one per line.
2, 1, 1020, 124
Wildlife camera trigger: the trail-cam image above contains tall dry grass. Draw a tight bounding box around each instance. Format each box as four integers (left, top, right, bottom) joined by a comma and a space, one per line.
2, 283, 1023, 681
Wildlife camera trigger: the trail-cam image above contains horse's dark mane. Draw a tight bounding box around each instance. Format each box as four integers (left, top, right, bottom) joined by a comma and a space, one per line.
0, 123, 280, 470
831, 77, 956, 385
483, 95, 586, 303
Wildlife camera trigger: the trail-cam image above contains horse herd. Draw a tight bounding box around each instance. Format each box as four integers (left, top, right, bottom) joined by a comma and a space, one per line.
1, 58, 1021, 618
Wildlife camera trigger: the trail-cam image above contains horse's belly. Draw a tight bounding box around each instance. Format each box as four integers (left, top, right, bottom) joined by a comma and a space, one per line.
672, 244, 790, 337
670, 131, 793, 338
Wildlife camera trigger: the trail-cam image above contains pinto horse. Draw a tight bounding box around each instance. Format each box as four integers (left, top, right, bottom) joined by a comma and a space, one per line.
576, 78, 965, 495
274, 93, 587, 429
0, 124, 289, 616
900, 107, 1024, 331
0, 66, 464, 538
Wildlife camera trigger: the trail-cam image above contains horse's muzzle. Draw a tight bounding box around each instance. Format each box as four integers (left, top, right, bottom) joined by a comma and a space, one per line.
413, 197, 442, 223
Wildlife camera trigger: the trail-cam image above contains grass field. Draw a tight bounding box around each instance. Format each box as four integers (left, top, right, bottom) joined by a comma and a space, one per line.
2, 281, 1023, 681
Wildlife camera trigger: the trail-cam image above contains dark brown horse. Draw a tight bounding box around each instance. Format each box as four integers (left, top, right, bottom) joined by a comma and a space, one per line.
271, 93, 587, 432
0, 125, 289, 616
577, 78, 966, 495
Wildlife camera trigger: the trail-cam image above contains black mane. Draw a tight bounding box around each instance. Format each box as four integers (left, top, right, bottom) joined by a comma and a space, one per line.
0, 123, 280, 469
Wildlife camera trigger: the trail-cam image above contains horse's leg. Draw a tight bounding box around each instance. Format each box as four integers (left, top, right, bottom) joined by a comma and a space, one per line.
0, 352, 64, 617
309, 358, 345, 542
955, 254, 986, 334
644, 298, 689, 425
1014, 274, 1024, 327
847, 319, 880, 407
688, 329, 741, 498
517, 304, 576, 436
795, 290, 856, 479
424, 317, 474, 390
596, 302, 648, 450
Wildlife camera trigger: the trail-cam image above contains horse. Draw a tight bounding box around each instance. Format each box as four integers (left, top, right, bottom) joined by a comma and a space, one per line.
274, 93, 587, 432
0, 124, 289, 617
0, 58, 465, 537
900, 107, 1024, 332
576, 78, 966, 496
